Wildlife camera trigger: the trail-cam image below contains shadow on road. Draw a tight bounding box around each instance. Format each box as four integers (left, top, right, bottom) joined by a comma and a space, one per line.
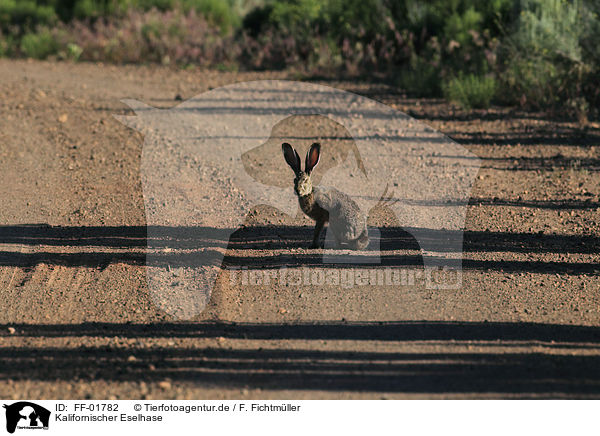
0, 224, 598, 274
1, 321, 600, 395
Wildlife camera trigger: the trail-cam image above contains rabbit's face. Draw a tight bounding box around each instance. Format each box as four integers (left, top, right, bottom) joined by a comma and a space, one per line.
283, 142, 320, 197
295, 172, 313, 197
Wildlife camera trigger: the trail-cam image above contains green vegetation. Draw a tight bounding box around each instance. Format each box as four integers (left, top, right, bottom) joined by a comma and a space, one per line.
0, 0, 599, 118
19, 28, 58, 58
498, 0, 595, 116
443, 73, 497, 109
0, 0, 239, 32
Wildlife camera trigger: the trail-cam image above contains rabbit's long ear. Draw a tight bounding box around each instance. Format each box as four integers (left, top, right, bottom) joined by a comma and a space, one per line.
282, 143, 301, 173
305, 143, 321, 173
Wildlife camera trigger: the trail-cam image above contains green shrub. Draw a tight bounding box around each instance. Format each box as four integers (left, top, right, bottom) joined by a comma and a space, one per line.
396, 56, 441, 97
73, 0, 110, 19
498, 0, 588, 111
443, 73, 497, 109
19, 28, 59, 58
6, 0, 239, 32
138, 0, 240, 32
0, 0, 57, 33
324, 0, 390, 40
388, 0, 513, 72
579, 2, 600, 114
498, 56, 562, 107
268, 0, 324, 30
184, 0, 240, 32
443, 6, 483, 48
65, 42, 83, 60
511, 0, 582, 62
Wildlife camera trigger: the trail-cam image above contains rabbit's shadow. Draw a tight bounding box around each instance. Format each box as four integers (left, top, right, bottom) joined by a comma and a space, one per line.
322, 227, 382, 263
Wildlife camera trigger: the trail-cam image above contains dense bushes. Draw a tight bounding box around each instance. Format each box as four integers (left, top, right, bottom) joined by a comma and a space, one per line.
0, 0, 599, 117
62, 8, 234, 65
498, 0, 586, 109
0, 0, 238, 32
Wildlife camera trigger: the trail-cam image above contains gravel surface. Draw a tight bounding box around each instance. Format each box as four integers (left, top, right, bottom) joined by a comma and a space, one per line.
0, 59, 599, 399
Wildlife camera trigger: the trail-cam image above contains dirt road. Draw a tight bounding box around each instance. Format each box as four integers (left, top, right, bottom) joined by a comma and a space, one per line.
0, 59, 599, 399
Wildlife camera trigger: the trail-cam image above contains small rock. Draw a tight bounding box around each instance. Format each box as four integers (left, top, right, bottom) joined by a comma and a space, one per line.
127, 355, 137, 362
7, 327, 16, 335
158, 380, 172, 390
58, 114, 68, 123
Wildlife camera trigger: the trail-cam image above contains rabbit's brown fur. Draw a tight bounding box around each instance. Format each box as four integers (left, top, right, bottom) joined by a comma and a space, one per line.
282, 142, 368, 249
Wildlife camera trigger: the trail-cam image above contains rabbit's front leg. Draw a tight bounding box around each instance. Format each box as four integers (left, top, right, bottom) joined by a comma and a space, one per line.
311, 220, 325, 248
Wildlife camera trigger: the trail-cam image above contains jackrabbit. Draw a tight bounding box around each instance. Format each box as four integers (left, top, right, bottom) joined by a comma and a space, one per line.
282, 142, 369, 249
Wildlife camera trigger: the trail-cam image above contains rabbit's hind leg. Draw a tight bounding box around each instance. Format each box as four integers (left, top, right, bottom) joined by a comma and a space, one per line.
310, 220, 326, 249
348, 229, 369, 250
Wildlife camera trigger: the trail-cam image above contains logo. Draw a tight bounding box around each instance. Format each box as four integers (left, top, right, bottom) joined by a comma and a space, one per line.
3, 402, 50, 433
